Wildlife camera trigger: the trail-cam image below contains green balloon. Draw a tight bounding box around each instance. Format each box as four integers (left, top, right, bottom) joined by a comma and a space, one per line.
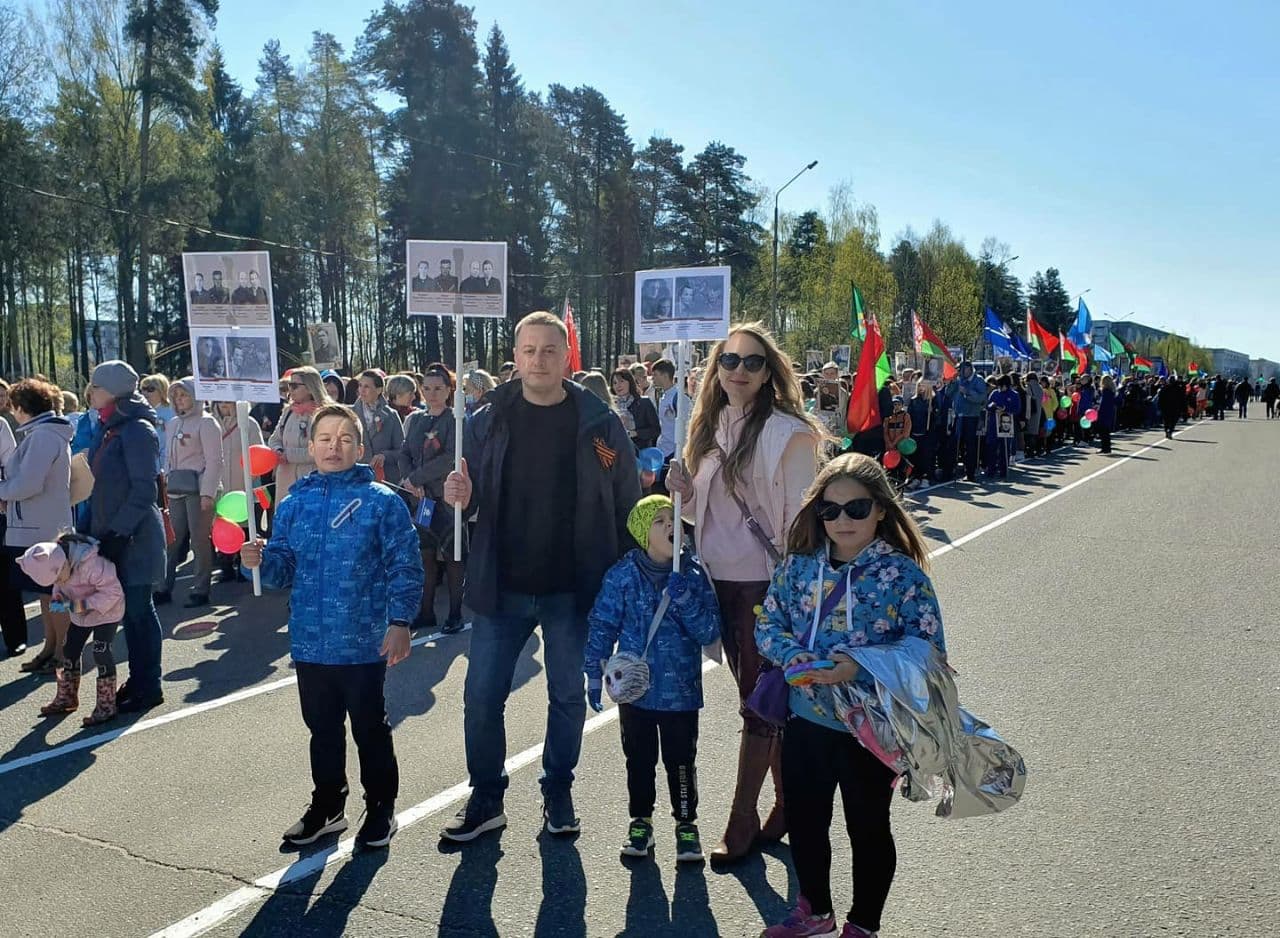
897, 438, 918, 455
215, 491, 249, 524
1059, 395, 1072, 409
841, 436, 853, 449
1079, 417, 1092, 429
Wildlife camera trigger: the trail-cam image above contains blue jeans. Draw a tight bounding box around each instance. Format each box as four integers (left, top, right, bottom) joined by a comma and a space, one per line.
122, 583, 163, 696
463, 592, 588, 802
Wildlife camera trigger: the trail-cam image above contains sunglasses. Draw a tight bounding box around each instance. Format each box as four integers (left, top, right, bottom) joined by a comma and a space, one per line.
816, 497, 876, 522
717, 352, 767, 373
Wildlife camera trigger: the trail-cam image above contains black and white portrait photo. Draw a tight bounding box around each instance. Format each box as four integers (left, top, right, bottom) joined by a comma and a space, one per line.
227, 337, 275, 381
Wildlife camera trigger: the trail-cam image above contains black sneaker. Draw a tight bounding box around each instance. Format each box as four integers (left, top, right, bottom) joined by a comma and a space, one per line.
355, 801, 398, 850
183, 593, 209, 609
441, 614, 463, 635
620, 817, 654, 858
543, 788, 581, 835
117, 690, 164, 713
152, 591, 172, 606
675, 822, 704, 863
440, 796, 507, 843
283, 802, 348, 846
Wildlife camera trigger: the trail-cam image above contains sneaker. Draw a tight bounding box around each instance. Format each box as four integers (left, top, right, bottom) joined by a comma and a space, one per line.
355, 801, 398, 850
282, 802, 348, 846
760, 897, 838, 938
440, 795, 507, 843
620, 817, 654, 858
116, 690, 164, 713
543, 788, 581, 835
674, 822, 703, 863
441, 614, 463, 635
840, 925, 878, 938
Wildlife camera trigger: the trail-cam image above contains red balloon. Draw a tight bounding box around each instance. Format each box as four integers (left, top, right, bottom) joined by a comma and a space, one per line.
1056, 407, 1069, 419
1071, 392, 1081, 403
246, 444, 279, 476
883, 449, 902, 469
211, 517, 246, 554
253, 486, 272, 510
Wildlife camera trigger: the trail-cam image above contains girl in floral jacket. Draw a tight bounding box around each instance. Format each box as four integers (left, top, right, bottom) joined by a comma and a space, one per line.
755, 452, 944, 938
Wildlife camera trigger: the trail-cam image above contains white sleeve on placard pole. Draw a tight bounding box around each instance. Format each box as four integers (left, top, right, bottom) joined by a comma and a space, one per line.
671, 339, 689, 576
454, 313, 465, 563
235, 400, 262, 597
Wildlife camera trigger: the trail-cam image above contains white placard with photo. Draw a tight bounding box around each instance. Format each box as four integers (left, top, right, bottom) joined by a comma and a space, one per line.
307, 322, 342, 369
183, 251, 279, 403
407, 240, 507, 318
830, 345, 852, 373
634, 265, 731, 343
805, 350, 825, 372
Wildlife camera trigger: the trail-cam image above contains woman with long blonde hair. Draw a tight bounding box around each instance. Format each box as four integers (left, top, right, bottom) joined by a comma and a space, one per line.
667, 320, 824, 864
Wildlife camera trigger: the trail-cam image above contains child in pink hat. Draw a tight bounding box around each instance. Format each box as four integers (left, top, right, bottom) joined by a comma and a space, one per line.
20, 532, 126, 725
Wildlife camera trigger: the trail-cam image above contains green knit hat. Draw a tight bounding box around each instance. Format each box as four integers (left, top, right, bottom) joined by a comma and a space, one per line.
627, 494, 673, 548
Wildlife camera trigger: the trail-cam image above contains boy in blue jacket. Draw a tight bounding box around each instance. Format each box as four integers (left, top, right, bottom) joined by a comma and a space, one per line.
584, 495, 720, 863
242, 403, 423, 850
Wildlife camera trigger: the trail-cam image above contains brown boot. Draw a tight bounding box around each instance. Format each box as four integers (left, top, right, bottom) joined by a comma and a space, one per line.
758, 734, 786, 843
39, 664, 80, 717
82, 676, 117, 727
710, 731, 771, 865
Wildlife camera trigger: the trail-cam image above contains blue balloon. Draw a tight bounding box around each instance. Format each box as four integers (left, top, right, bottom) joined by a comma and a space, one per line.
637, 447, 665, 474
1044, 418, 1056, 431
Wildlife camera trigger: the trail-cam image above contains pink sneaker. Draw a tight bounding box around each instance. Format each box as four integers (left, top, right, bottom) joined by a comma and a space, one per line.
841, 924, 878, 938
760, 897, 838, 937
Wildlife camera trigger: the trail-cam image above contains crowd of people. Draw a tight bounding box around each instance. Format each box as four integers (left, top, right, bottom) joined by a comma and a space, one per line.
0, 317, 1263, 937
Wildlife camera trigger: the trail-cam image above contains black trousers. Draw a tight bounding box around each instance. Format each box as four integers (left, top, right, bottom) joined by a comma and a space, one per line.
1163, 412, 1180, 436
1098, 427, 1112, 453
62, 622, 118, 677
0, 540, 31, 653
296, 660, 398, 809
783, 715, 897, 932
619, 704, 698, 823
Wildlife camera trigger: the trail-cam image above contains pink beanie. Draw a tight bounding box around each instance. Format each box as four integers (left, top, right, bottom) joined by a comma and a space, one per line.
18, 542, 67, 588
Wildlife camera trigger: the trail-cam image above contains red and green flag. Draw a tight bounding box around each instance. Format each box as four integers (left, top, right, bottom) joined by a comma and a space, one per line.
1060, 332, 1088, 375
847, 314, 889, 433
912, 311, 957, 379
1026, 309, 1059, 356
1187, 360, 1199, 375
850, 282, 867, 341
1133, 356, 1153, 373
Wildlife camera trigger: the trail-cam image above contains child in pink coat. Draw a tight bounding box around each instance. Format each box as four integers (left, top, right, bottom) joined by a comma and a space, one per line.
20, 532, 126, 725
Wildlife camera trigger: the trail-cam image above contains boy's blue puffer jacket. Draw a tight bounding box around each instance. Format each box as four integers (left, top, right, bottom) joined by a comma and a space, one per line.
260, 464, 424, 665
584, 548, 721, 712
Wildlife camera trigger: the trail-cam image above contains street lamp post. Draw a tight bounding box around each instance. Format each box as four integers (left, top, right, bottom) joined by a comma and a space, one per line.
772, 159, 818, 335
145, 338, 159, 372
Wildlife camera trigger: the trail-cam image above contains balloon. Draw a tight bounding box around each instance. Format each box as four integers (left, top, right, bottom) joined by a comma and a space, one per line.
215, 491, 249, 524
211, 517, 246, 554
897, 438, 918, 455
1084, 408, 1098, 422
1079, 417, 1092, 429
246, 445, 279, 477
1071, 392, 1081, 403
841, 437, 853, 450
1045, 418, 1056, 431
1059, 395, 1072, 409
1056, 408, 1069, 420
883, 450, 902, 469
637, 447, 665, 474
253, 486, 272, 510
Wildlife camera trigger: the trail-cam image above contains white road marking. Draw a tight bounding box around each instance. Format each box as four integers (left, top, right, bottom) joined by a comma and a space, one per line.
0, 625, 470, 778
149, 422, 1209, 937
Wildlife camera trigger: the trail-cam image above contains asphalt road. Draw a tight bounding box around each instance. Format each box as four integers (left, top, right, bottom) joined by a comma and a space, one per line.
0, 415, 1276, 938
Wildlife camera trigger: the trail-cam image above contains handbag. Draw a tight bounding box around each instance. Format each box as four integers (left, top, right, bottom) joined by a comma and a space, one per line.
166, 468, 201, 496
746, 559, 853, 729
601, 589, 672, 705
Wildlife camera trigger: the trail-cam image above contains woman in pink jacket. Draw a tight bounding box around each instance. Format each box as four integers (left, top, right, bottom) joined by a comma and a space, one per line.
20, 532, 126, 725
667, 321, 824, 864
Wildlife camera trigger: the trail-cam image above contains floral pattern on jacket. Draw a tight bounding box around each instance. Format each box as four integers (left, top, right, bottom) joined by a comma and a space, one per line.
755, 538, 945, 732
584, 548, 721, 712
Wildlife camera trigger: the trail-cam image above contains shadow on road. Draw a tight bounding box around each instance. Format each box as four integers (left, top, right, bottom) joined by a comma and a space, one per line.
535, 830, 587, 937
438, 833, 503, 937
237, 846, 389, 937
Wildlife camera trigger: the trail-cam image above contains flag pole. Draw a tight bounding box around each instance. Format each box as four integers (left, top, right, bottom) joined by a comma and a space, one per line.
235, 401, 262, 597
453, 312, 465, 562
671, 339, 689, 575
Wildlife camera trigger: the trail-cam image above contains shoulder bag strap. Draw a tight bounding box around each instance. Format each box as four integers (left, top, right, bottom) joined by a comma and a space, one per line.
641, 589, 672, 658
717, 454, 783, 566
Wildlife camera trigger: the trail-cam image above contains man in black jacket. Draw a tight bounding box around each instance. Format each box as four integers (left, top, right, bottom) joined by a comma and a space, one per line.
440, 311, 640, 844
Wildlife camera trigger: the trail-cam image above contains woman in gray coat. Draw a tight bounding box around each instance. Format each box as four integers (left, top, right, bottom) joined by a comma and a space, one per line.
0, 378, 74, 669
355, 370, 405, 484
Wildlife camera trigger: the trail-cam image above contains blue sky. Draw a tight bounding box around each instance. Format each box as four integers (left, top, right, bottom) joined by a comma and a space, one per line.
206, 0, 1280, 359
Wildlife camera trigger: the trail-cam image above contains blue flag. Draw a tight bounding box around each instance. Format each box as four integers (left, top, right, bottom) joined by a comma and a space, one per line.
1156, 360, 1168, 378
983, 307, 1025, 360
1011, 331, 1034, 361
1092, 342, 1113, 363
1068, 298, 1093, 347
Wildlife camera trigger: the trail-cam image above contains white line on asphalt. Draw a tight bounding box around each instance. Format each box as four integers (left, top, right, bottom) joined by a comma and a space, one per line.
150, 423, 1208, 937
0, 625, 471, 778
150, 658, 719, 938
